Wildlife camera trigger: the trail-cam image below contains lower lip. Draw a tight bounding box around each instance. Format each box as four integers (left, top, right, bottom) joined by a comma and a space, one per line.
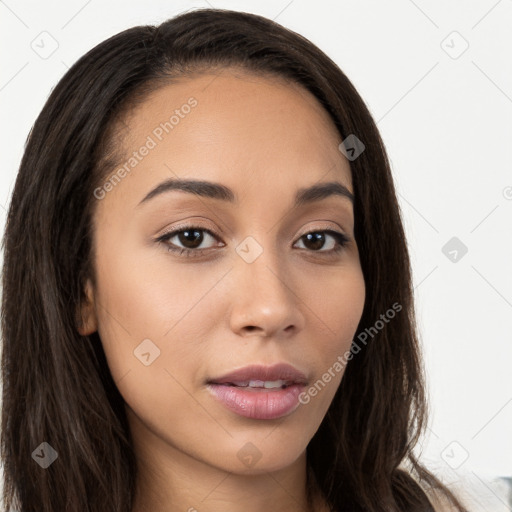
206, 383, 304, 420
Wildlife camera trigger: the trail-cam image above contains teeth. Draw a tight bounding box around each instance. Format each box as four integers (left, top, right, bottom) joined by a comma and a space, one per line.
230, 379, 288, 389
263, 380, 287, 389
231, 380, 250, 387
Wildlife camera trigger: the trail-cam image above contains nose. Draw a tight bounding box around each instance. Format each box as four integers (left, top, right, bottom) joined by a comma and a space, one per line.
228, 241, 306, 339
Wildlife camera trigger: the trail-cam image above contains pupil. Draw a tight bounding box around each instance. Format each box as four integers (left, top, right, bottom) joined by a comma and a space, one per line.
179, 229, 203, 248
305, 232, 324, 250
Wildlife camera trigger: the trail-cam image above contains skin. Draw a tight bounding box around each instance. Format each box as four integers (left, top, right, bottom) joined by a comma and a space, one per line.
78, 68, 366, 512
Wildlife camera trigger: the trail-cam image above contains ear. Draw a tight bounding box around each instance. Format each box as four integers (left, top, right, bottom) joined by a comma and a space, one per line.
77, 278, 98, 336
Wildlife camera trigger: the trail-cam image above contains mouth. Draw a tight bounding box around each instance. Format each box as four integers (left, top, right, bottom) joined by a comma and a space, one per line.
207, 362, 308, 387
206, 363, 308, 420
214, 379, 297, 390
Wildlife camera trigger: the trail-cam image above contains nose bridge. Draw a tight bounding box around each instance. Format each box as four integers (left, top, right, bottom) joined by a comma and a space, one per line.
229, 233, 303, 335
236, 232, 286, 288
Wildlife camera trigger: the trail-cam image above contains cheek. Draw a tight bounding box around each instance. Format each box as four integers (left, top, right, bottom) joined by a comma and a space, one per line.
285, 265, 365, 418
307, 264, 366, 350
92, 228, 211, 343
92, 259, 210, 442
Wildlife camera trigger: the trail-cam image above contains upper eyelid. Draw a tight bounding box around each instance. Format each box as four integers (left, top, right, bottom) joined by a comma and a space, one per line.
160, 226, 220, 242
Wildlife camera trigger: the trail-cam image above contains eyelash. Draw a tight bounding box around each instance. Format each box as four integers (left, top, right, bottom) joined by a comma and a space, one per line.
156, 225, 350, 259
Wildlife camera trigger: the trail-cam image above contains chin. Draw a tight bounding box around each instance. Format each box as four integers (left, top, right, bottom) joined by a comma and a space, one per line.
205, 433, 309, 475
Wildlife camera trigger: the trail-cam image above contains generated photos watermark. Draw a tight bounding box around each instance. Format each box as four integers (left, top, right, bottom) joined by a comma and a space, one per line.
93, 97, 198, 200
298, 301, 402, 404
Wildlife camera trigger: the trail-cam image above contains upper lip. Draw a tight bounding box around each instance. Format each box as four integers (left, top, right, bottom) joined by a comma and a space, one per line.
207, 363, 308, 385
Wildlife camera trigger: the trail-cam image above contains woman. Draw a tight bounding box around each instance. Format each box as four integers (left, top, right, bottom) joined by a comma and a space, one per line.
1, 8, 468, 512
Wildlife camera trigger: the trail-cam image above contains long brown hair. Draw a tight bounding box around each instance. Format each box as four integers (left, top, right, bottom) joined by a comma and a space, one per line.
1, 8, 467, 512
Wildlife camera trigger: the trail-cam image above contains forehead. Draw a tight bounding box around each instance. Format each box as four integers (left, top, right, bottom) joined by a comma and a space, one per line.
97, 69, 353, 214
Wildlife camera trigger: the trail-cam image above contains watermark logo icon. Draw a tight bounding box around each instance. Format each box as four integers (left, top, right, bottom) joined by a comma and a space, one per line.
442, 236, 468, 263
134, 338, 161, 366
30, 31, 59, 59
503, 186, 512, 200
32, 442, 58, 468
441, 440, 469, 469
236, 236, 263, 264
338, 134, 365, 161
441, 31, 469, 59
237, 442, 262, 468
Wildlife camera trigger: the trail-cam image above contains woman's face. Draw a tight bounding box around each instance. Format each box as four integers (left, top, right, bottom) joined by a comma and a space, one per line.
80, 68, 365, 475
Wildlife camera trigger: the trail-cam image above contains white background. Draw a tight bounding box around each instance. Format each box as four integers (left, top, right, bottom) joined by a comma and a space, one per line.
1, 0, 511, 509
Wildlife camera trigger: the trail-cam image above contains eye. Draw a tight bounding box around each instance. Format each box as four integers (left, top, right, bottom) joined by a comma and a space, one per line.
295, 230, 349, 253
156, 225, 350, 259
156, 226, 221, 257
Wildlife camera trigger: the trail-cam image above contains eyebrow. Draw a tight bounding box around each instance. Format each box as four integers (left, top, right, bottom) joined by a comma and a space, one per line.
137, 178, 354, 208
